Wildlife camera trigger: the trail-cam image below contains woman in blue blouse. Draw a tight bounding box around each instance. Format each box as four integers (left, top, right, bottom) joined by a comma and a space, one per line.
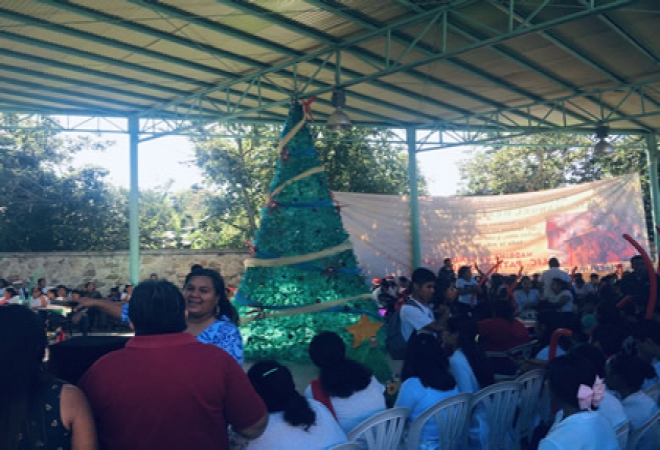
75, 267, 243, 365
181, 267, 243, 365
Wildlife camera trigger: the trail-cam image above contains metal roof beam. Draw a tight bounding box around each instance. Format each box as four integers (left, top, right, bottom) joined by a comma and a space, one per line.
425, 76, 660, 133
0, 48, 195, 98
486, 0, 660, 128
20, 1, 452, 126
594, 12, 660, 66
0, 87, 128, 114
138, 0, 634, 121
0, 7, 241, 82
303, 0, 591, 124
131, 0, 491, 123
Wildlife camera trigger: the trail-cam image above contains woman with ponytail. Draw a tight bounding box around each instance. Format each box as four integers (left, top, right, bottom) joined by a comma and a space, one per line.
443, 316, 494, 393
304, 331, 387, 433
540, 354, 618, 450
246, 360, 347, 450
443, 316, 494, 449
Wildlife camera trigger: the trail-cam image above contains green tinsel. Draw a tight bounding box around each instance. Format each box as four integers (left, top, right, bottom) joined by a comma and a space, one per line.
237, 101, 389, 380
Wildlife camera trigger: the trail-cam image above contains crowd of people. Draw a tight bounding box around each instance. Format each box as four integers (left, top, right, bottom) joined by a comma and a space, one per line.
374, 256, 660, 449
1, 257, 660, 449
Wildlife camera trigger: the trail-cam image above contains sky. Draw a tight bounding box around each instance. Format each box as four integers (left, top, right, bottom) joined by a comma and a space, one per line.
69, 133, 469, 197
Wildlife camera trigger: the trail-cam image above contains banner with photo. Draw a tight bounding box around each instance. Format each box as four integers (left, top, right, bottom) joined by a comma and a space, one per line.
335, 174, 648, 278
418, 173, 648, 274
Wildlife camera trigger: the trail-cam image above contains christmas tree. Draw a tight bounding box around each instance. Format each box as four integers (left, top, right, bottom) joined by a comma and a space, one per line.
235, 99, 388, 377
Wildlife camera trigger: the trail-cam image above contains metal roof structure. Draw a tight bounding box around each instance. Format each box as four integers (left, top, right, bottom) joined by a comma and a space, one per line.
1, 0, 659, 279
0, 0, 659, 139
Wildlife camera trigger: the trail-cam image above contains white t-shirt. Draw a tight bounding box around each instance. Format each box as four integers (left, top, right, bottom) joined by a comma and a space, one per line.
244, 399, 347, 450
394, 377, 459, 445
540, 267, 571, 300
553, 289, 574, 312
621, 391, 658, 430
514, 289, 540, 311
456, 278, 478, 305
304, 375, 386, 434
598, 391, 628, 428
399, 298, 435, 342
539, 410, 618, 450
30, 296, 47, 309
449, 349, 480, 394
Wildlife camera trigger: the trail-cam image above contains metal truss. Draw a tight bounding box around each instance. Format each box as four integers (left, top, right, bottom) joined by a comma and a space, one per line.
135, 0, 635, 130
413, 76, 660, 146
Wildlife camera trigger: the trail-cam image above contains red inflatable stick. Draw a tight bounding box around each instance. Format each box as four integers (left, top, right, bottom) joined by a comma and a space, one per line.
470, 258, 503, 307
623, 234, 657, 319
549, 328, 573, 360
570, 266, 578, 283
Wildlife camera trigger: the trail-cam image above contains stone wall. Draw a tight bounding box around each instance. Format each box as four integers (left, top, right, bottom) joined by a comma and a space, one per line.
0, 249, 249, 292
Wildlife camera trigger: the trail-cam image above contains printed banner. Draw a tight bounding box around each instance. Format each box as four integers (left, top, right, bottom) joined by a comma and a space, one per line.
335, 174, 649, 278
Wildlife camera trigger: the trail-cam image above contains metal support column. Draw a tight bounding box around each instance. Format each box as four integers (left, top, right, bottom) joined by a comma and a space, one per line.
128, 116, 140, 284
407, 127, 421, 269
647, 133, 659, 259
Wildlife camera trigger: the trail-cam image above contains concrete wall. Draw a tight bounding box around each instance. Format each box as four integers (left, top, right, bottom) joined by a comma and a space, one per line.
0, 249, 249, 292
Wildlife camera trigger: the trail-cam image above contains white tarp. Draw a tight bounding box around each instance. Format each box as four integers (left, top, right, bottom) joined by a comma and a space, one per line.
335, 174, 649, 278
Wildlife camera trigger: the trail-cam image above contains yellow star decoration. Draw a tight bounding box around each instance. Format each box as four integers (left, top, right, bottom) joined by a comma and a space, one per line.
345, 314, 383, 348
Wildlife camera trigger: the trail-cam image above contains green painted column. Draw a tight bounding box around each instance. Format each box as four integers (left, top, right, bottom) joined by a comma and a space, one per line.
407, 127, 421, 269
647, 133, 659, 259
128, 116, 140, 284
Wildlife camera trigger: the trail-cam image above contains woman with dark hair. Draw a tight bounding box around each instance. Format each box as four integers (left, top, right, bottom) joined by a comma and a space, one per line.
443, 316, 494, 392
76, 267, 244, 364
395, 333, 458, 449
539, 354, 618, 449
568, 344, 627, 428
182, 267, 243, 364
606, 353, 659, 448
245, 360, 346, 450
0, 305, 97, 450
443, 316, 494, 450
304, 331, 386, 433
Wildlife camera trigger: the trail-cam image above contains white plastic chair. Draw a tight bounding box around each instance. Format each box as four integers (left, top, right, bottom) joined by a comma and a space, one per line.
328, 441, 364, 450
643, 381, 660, 404
347, 407, 409, 450
627, 410, 660, 450
405, 393, 472, 450
470, 381, 522, 450
615, 420, 630, 450
516, 369, 545, 443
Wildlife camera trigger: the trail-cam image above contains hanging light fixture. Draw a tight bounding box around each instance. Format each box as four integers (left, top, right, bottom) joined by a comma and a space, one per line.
326, 89, 352, 131
594, 124, 614, 154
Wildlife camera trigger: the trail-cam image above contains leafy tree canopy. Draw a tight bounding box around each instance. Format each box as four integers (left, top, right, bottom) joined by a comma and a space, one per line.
191, 124, 426, 247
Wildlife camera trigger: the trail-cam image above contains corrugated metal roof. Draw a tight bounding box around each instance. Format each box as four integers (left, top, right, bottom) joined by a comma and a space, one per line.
0, 0, 657, 132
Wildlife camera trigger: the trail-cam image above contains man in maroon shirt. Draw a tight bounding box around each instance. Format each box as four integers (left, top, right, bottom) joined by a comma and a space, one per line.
79, 279, 268, 450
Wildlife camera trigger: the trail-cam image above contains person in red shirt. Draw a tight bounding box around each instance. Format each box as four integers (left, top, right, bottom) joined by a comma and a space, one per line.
477, 300, 530, 375
477, 300, 530, 352
79, 279, 268, 450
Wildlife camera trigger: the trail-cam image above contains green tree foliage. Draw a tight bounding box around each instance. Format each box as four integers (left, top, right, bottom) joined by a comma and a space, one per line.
0, 115, 130, 251
0, 114, 199, 252
458, 133, 648, 195
192, 125, 425, 247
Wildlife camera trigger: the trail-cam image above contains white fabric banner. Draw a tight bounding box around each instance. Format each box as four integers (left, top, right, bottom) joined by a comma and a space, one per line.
335, 174, 649, 278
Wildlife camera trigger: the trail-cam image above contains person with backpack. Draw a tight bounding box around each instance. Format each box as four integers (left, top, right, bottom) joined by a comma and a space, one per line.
386, 268, 448, 366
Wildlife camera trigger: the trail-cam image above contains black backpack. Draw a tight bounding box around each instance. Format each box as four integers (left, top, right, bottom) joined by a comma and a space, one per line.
385, 299, 422, 360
